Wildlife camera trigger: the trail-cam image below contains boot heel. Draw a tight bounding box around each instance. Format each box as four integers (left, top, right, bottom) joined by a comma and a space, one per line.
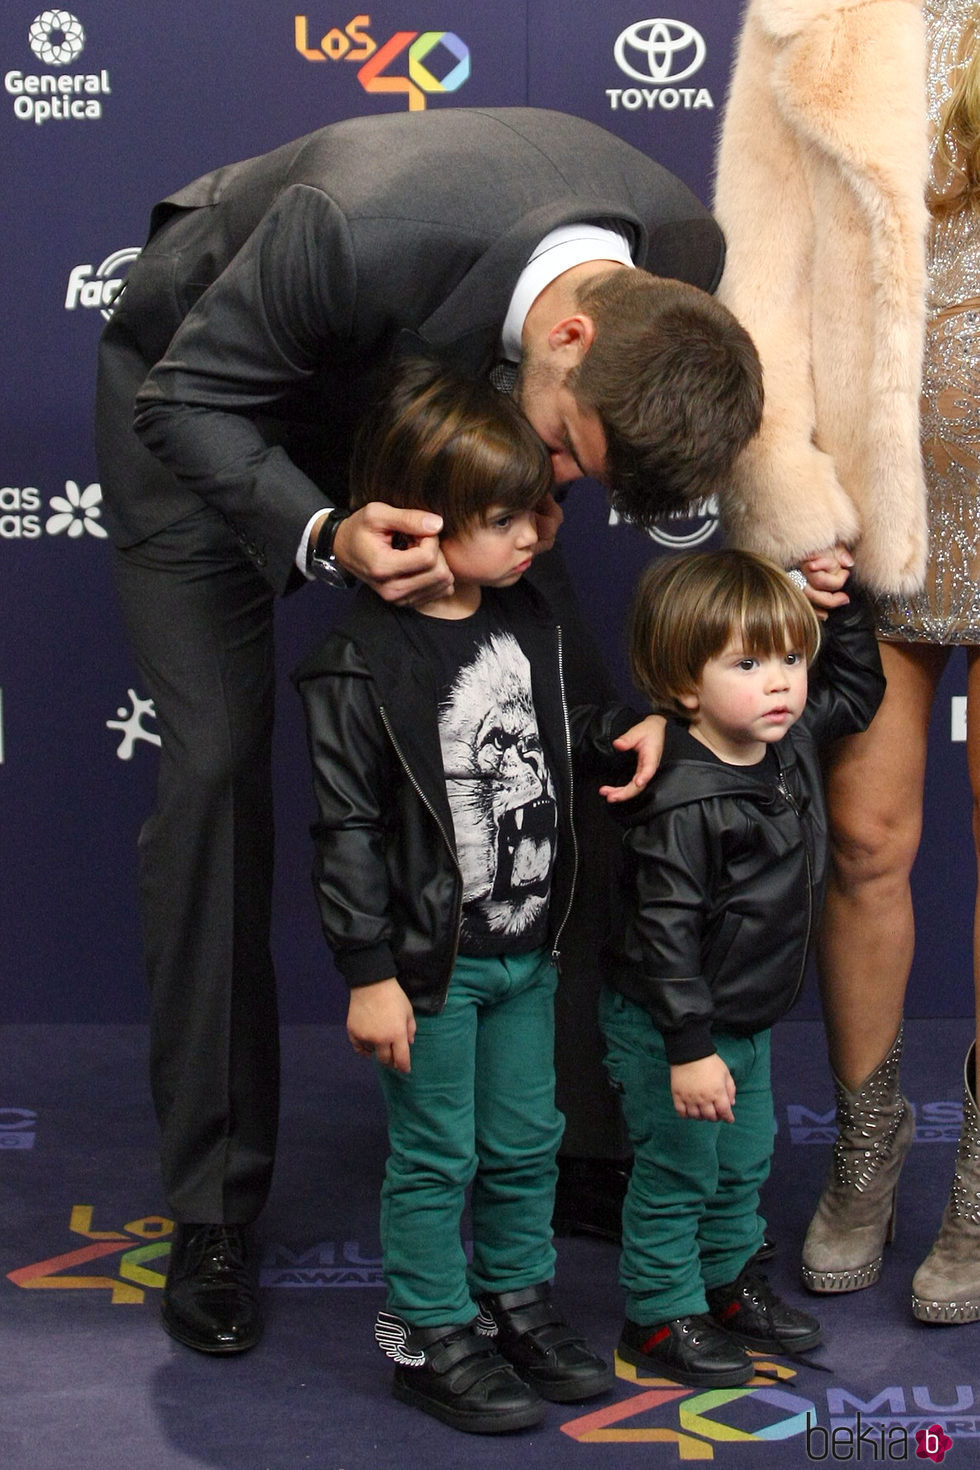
801, 1025, 913, 1294
912, 1043, 980, 1323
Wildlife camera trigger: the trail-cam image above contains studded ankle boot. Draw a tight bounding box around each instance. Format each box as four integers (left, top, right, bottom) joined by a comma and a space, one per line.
801, 1025, 914, 1293
912, 1043, 980, 1323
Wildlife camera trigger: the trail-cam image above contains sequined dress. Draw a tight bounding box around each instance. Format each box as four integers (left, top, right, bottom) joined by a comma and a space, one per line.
876, 0, 980, 642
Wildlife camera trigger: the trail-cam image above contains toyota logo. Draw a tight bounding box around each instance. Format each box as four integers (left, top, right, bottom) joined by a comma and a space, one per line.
614, 18, 706, 85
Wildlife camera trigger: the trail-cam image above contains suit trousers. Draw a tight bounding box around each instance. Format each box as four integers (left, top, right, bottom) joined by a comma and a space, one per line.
525, 551, 631, 1162
114, 506, 280, 1222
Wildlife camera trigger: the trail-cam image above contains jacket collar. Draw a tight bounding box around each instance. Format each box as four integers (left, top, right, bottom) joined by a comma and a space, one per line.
408, 205, 646, 375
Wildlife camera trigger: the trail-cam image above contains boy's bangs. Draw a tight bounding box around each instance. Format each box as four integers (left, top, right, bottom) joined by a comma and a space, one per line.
738, 595, 819, 663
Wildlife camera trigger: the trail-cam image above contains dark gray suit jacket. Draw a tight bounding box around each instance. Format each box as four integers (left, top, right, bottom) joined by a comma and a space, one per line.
95, 107, 724, 594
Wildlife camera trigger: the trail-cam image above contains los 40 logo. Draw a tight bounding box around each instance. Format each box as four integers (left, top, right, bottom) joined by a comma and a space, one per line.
294, 14, 470, 110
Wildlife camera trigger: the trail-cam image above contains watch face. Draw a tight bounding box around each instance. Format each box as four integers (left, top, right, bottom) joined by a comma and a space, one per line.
313, 554, 349, 587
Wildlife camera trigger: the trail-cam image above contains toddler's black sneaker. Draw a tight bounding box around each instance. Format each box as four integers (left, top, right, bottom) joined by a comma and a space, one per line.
478, 1282, 614, 1401
376, 1312, 544, 1434
618, 1313, 755, 1387
707, 1267, 822, 1353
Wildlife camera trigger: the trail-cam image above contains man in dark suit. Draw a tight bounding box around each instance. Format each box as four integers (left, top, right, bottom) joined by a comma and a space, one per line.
95, 107, 762, 1357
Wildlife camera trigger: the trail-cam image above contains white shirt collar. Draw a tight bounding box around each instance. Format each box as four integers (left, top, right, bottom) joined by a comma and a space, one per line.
499, 223, 635, 362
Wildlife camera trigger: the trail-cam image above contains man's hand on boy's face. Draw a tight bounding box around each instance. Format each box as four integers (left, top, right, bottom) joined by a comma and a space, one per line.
532, 492, 564, 555
346, 977, 417, 1073
600, 715, 666, 804
333, 502, 455, 607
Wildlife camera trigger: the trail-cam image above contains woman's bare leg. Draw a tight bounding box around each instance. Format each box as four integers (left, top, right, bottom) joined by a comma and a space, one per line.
818, 641, 950, 1088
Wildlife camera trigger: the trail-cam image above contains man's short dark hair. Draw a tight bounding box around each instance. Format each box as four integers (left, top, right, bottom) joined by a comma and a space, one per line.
568, 271, 763, 526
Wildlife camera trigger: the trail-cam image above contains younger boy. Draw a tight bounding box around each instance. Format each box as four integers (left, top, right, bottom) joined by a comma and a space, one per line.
294, 360, 659, 1433
600, 549, 885, 1387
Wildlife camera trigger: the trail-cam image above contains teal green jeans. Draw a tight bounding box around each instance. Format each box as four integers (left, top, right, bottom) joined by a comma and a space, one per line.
600, 987, 773, 1324
375, 949, 563, 1326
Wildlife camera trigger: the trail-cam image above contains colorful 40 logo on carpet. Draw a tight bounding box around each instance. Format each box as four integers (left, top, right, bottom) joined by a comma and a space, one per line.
7, 1206, 172, 1304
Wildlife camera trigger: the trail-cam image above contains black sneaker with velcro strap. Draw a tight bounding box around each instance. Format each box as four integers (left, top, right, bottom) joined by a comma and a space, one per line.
477, 1282, 614, 1401
375, 1312, 544, 1434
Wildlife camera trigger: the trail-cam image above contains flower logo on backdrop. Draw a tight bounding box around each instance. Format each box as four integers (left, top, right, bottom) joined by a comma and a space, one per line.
65, 249, 140, 321
45, 480, 106, 538
28, 9, 85, 66
106, 691, 161, 760
607, 18, 713, 113
0, 481, 110, 542
7, 11, 110, 123
293, 14, 469, 111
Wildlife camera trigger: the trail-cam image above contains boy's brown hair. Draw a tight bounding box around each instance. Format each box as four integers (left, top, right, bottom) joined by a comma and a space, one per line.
628, 548, 822, 718
350, 358, 551, 537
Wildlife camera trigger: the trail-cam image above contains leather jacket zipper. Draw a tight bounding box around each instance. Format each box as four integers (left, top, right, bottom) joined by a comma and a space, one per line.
776, 768, 813, 1008
551, 625, 578, 973
379, 705, 462, 1009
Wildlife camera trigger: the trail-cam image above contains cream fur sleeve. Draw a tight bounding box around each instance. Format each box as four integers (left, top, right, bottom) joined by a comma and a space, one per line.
714, 11, 863, 566
712, 0, 929, 592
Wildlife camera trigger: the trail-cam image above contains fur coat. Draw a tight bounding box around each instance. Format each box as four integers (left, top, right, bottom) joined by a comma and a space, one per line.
714, 0, 930, 594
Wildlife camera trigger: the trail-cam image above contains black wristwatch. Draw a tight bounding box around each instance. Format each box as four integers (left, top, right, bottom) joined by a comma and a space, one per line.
307, 507, 355, 587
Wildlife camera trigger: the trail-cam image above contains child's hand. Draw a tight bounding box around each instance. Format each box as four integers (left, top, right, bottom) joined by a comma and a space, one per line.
600, 715, 666, 803
347, 978, 417, 1074
669, 1055, 736, 1123
795, 544, 853, 616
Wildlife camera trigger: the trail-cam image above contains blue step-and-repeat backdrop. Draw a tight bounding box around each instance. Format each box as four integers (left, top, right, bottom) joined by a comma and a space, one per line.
1, 3, 971, 1024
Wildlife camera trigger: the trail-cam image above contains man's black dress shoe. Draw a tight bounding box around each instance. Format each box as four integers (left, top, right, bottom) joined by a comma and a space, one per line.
162, 1223, 261, 1354
477, 1283, 614, 1401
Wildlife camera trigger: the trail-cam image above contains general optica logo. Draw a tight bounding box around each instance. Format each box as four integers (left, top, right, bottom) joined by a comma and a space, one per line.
294, 14, 469, 111
7, 9, 111, 123
607, 17, 714, 114
28, 9, 84, 66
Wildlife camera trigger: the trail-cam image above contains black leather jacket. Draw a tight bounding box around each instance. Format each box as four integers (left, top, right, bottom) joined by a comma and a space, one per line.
605, 595, 886, 1063
294, 581, 636, 1014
